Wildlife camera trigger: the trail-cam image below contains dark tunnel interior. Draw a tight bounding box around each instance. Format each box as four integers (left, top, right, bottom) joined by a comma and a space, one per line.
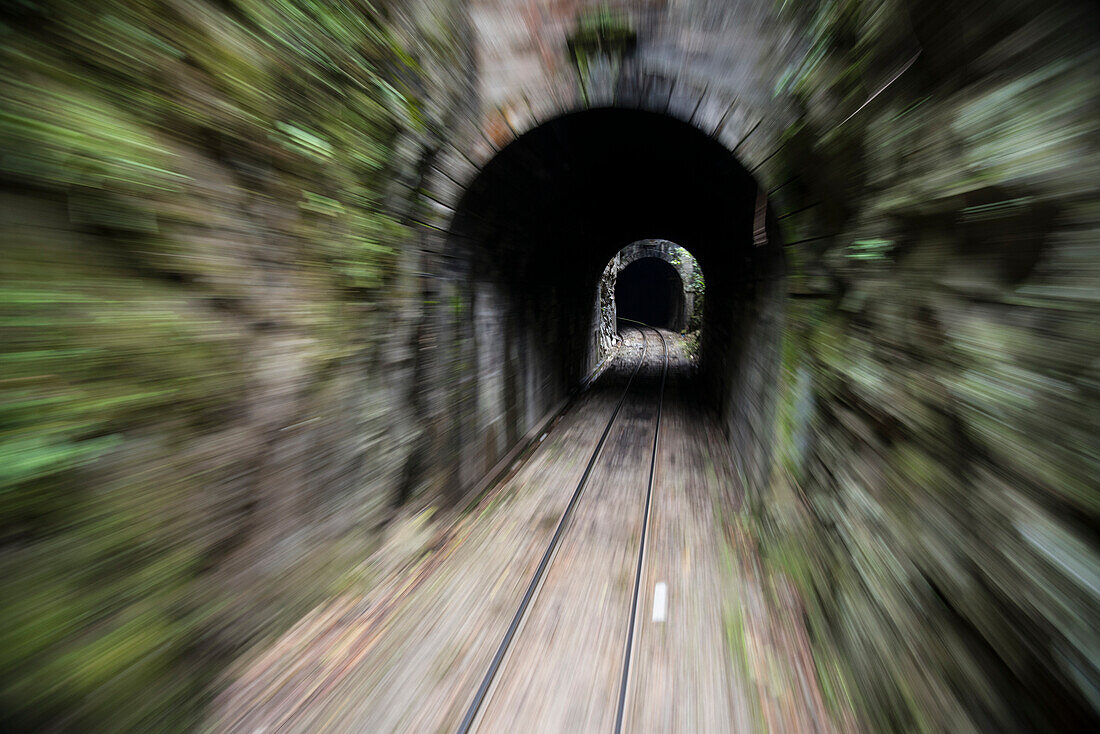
450, 108, 767, 278
448, 107, 784, 405
615, 257, 685, 331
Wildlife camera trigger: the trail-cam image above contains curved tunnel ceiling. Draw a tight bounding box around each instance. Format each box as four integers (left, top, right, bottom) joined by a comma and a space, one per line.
449, 107, 769, 285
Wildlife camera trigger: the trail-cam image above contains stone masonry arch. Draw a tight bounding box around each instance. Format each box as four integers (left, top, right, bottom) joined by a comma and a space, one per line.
597, 240, 700, 353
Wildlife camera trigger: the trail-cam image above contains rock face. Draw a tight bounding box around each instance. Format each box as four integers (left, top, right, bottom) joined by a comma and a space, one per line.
753, 3, 1100, 729
1, 1, 481, 729
2, 0, 1098, 731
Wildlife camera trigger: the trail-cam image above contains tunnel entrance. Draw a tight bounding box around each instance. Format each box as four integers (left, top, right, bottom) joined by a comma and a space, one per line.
444, 106, 784, 489
596, 240, 701, 357
615, 257, 684, 331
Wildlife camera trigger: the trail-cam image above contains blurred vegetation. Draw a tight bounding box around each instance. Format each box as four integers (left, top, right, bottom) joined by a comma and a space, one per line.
567, 4, 636, 102
0, 0, 467, 729
669, 245, 705, 335
568, 4, 636, 60
758, 0, 1100, 730
687, 266, 705, 334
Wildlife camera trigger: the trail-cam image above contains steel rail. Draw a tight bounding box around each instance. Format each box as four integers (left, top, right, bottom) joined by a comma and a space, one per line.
455, 326, 651, 734
612, 322, 668, 734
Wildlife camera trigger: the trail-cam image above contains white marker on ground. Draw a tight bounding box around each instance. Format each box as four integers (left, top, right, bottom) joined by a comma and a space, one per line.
652, 582, 668, 622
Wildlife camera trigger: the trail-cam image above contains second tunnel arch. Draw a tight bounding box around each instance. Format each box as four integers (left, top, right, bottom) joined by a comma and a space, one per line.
443, 106, 786, 490
597, 240, 701, 340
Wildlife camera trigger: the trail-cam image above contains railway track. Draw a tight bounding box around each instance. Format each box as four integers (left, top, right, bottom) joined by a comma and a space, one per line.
456, 322, 669, 734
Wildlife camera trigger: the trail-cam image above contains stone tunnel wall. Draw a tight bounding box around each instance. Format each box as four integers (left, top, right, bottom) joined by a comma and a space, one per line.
2, 0, 1098, 731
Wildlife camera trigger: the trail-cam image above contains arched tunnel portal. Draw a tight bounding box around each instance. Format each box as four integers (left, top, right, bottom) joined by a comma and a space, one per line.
447, 107, 783, 482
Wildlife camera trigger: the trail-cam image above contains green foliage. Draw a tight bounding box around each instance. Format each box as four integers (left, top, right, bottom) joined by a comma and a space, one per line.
567, 4, 636, 91
681, 331, 700, 360
687, 266, 705, 333
571, 5, 636, 50
846, 238, 893, 260
774, 0, 869, 101
763, 4, 1100, 728
0, 206, 250, 729
0, 0, 463, 729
